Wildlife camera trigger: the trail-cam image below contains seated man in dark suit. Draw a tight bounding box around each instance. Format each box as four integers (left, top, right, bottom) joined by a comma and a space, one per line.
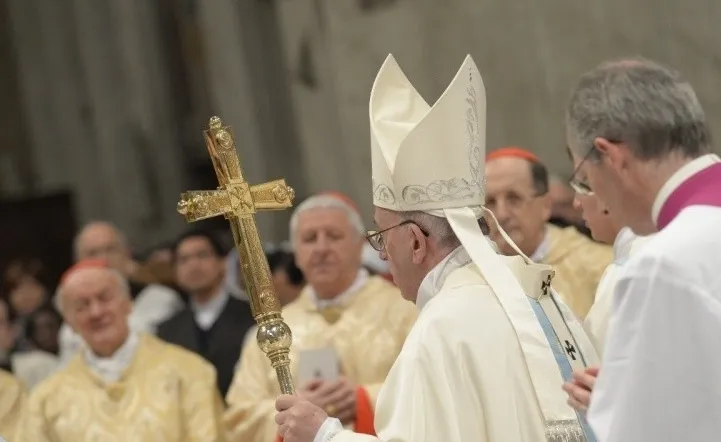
158, 229, 255, 398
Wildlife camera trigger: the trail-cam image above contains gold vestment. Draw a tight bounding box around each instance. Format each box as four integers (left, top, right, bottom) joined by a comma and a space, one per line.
0, 369, 26, 440
16, 334, 227, 441
224, 276, 417, 442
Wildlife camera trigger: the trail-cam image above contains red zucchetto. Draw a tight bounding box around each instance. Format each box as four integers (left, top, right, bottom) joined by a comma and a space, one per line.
486, 146, 541, 163
59, 259, 111, 285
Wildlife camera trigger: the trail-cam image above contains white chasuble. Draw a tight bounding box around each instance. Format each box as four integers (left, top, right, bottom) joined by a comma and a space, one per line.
322, 248, 597, 442
319, 53, 598, 442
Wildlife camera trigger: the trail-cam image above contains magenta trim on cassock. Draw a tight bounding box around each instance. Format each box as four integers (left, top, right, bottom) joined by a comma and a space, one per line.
657, 162, 721, 230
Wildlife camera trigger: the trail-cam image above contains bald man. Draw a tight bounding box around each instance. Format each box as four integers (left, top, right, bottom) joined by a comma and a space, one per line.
485, 147, 613, 319
58, 221, 183, 363
17, 260, 227, 441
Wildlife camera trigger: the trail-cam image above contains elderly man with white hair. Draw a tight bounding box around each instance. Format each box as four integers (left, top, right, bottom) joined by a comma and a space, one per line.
58, 221, 183, 363
17, 259, 227, 441
225, 192, 417, 442
274, 55, 599, 442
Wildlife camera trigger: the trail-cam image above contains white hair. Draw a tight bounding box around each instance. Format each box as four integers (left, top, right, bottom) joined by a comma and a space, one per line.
289, 195, 366, 246
73, 221, 129, 260
55, 267, 131, 314
398, 210, 491, 251
399, 211, 457, 247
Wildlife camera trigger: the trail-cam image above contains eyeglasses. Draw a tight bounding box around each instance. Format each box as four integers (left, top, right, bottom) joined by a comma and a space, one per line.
567, 139, 622, 196
365, 220, 430, 252
568, 146, 597, 196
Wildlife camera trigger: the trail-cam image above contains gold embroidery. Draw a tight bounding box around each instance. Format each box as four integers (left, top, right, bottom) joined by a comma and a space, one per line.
545, 419, 586, 441
17, 334, 227, 441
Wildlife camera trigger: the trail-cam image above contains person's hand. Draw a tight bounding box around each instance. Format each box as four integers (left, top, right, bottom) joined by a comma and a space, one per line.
297, 377, 357, 424
275, 395, 328, 442
562, 366, 600, 411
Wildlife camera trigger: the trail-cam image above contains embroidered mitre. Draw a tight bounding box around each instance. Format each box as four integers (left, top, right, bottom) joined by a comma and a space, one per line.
366, 55, 598, 439
370, 54, 486, 214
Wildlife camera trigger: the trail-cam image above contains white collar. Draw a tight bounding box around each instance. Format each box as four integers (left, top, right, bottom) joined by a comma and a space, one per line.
191, 290, 230, 330
651, 154, 721, 226
416, 246, 472, 311
612, 227, 637, 263
529, 228, 550, 263
84, 331, 139, 383
308, 269, 369, 309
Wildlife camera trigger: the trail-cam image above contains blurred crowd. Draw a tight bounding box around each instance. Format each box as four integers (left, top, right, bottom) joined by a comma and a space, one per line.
0, 194, 393, 394
0, 152, 613, 440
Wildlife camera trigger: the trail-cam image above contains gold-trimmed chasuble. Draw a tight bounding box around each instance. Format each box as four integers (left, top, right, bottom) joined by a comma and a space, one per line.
177, 116, 296, 395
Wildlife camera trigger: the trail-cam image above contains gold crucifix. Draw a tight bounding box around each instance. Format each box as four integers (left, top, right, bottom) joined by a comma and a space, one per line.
177, 116, 296, 395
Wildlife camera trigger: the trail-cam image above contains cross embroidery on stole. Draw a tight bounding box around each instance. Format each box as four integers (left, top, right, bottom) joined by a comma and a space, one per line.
528, 273, 597, 442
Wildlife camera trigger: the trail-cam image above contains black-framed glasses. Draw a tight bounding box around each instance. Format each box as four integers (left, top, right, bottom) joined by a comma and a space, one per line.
365, 220, 430, 252
568, 146, 597, 196
567, 139, 622, 196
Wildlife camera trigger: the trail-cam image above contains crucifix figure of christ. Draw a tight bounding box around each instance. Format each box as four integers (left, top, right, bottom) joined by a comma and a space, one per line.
177, 116, 296, 395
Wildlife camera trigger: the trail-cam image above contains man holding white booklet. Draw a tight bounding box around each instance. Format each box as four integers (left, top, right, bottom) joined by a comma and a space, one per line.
224, 192, 417, 442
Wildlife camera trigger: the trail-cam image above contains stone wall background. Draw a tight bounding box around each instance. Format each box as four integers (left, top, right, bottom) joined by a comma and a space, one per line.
2, 0, 719, 243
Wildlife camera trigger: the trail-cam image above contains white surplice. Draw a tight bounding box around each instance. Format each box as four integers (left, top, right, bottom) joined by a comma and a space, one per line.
583, 228, 650, 356
588, 154, 721, 442
315, 247, 596, 442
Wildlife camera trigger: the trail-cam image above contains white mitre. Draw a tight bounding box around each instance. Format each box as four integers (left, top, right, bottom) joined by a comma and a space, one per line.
370, 54, 485, 216
368, 53, 521, 291
368, 55, 596, 429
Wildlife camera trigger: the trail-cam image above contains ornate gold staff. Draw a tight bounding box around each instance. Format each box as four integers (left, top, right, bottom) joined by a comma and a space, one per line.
177, 116, 295, 395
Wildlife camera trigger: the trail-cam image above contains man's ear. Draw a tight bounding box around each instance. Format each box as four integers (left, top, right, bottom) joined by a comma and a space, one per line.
410, 225, 428, 264
594, 137, 626, 170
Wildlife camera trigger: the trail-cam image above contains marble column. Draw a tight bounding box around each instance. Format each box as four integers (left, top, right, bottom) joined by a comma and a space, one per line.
7, 0, 104, 216
197, 0, 306, 240
8, 0, 186, 247
275, 0, 347, 196
0, 1, 34, 196
106, 0, 186, 241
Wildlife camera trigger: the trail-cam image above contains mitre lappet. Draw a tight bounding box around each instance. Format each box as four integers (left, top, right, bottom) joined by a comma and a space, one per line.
369, 54, 599, 436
